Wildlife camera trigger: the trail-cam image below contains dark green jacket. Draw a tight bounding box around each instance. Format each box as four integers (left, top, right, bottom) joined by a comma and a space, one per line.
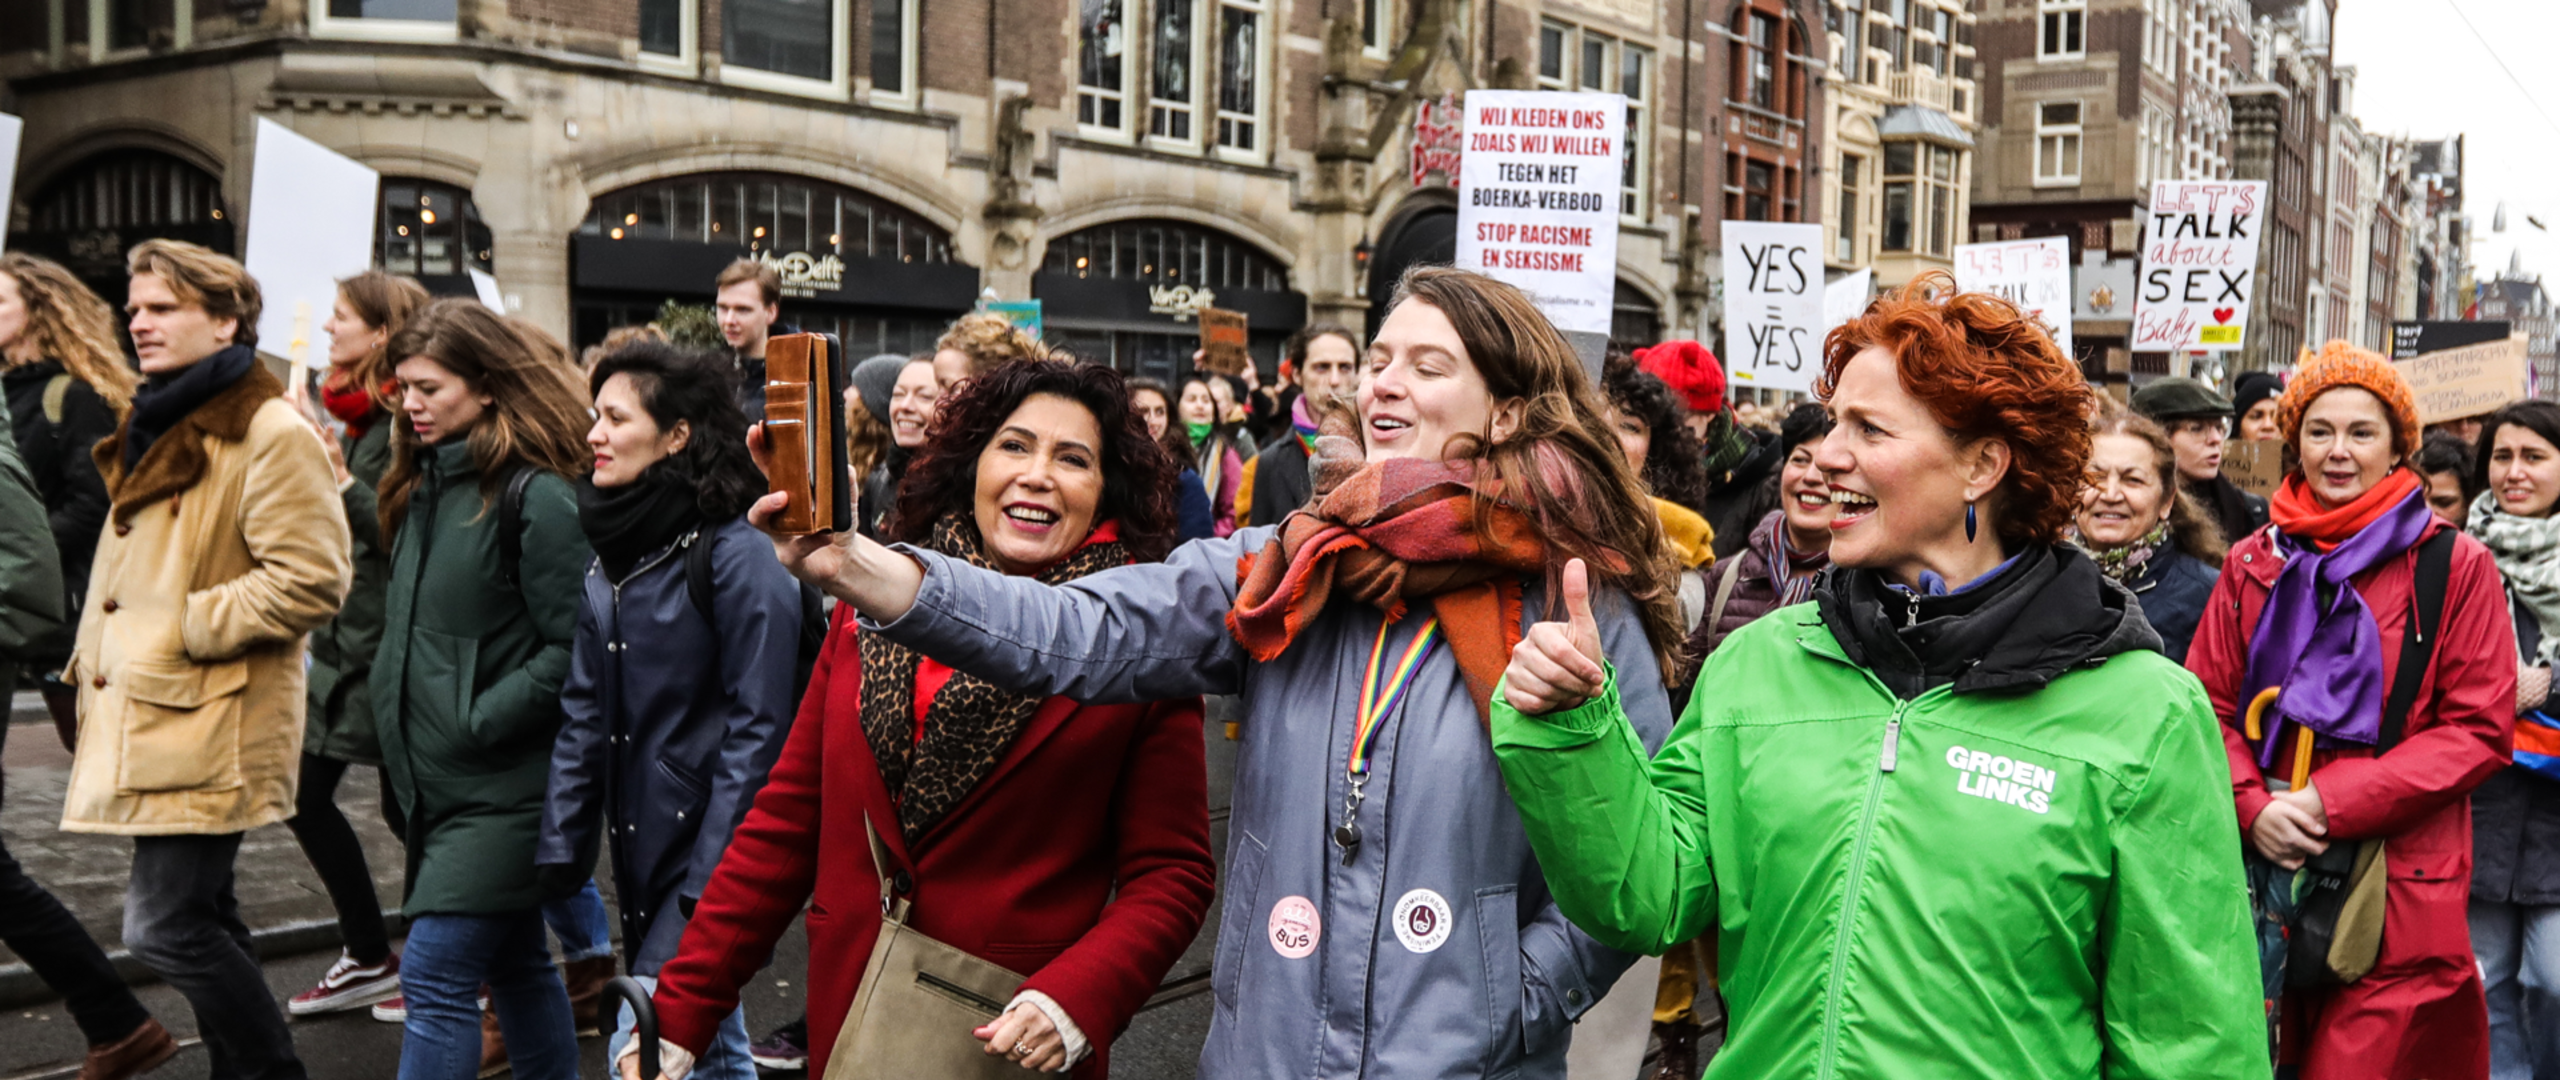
0, 405, 66, 680
304, 422, 392, 764
373, 441, 589, 916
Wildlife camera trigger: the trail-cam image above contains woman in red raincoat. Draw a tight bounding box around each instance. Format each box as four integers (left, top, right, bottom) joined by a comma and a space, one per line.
2186, 342, 2516, 1079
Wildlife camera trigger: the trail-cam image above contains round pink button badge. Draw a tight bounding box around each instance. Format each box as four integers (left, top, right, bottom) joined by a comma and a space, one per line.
1268, 895, 1321, 959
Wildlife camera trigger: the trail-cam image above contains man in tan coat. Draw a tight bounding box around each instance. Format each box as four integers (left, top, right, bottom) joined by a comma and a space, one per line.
63, 240, 349, 1080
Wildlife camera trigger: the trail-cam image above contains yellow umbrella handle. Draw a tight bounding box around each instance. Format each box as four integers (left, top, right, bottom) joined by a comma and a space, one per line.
2291, 724, 2318, 792
2244, 687, 2281, 742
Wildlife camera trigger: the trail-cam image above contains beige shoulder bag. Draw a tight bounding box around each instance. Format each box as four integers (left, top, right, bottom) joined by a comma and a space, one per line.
823, 821, 1028, 1079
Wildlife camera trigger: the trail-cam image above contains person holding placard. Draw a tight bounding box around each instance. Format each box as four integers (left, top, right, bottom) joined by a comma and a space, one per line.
1490, 276, 2264, 1078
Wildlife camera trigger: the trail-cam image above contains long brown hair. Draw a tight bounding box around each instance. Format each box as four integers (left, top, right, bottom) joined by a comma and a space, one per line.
378, 300, 593, 537
0, 253, 140, 414
2087, 403, 2227, 568
1382, 266, 1684, 672
333, 271, 431, 412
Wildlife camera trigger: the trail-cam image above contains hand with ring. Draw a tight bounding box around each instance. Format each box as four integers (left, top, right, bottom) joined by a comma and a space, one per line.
974, 1000, 1069, 1072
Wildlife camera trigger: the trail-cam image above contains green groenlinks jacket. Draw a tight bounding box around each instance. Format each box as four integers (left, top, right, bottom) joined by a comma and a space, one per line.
373, 441, 589, 916
304, 421, 392, 764
1490, 603, 2265, 1080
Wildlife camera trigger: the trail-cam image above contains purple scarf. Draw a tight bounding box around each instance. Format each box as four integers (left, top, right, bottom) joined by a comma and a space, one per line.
2242, 488, 2436, 767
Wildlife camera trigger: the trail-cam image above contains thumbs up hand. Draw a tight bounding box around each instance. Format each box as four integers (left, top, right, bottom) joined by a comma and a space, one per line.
1502, 559, 1610, 715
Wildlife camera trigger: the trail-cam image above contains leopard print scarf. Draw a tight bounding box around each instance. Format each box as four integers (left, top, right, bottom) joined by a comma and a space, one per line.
860, 513, 1132, 846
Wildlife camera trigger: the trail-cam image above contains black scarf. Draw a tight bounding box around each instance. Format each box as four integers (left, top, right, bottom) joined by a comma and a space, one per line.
576, 466, 703, 582
1817, 543, 2157, 700
124, 344, 254, 468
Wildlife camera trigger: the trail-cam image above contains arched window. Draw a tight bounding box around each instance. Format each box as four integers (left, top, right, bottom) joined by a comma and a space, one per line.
1613, 280, 1662, 347
579, 172, 955, 266
1039, 218, 1285, 293
376, 179, 495, 295
23, 148, 232, 304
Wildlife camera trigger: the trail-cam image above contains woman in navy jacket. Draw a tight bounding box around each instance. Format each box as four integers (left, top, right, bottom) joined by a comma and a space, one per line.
539, 341, 804, 1079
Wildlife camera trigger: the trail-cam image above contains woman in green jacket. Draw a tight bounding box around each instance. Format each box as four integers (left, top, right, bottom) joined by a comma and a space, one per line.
285, 270, 428, 1018
372, 300, 594, 1080
1490, 276, 2265, 1079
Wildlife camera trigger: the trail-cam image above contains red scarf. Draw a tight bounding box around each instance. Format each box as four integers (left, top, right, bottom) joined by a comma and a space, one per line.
1229, 459, 1602, 723
2269, 468, 2426, 552
320, 375, 390, 441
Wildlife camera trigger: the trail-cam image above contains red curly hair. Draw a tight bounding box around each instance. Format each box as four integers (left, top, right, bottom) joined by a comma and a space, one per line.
1817, 271, 2093, 546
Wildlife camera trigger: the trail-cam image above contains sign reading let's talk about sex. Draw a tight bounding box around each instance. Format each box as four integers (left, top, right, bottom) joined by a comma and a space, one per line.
2132, 179, 2268, 352
1453, 90, 1624, 337
1954, 235, 2073, 355
1720, 221, 1826, 394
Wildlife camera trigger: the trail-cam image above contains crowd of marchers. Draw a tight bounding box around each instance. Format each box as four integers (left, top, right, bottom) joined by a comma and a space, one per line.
1, 237, 2557, 1080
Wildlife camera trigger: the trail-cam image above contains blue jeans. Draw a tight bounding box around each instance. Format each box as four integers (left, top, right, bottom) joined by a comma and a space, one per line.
2473, 898, 2560, 1080
607, 974, 755, 1080
541, 879, 614, 963
398, 911, 577, 1080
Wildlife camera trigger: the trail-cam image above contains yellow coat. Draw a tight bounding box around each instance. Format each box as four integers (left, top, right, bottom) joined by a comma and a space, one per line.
62, 363, 351, 835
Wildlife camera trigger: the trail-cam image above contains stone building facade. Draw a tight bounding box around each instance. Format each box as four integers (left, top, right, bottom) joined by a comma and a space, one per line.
4, 0, 1826, 378
1817, 0, 1981, 290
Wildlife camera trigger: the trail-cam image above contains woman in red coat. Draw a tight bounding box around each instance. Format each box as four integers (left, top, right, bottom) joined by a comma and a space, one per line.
621, 359, 1217, 1078
2186, 342, 2516, 1080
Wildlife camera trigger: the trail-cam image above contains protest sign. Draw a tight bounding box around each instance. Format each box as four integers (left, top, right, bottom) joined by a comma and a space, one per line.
2393, 336, 2528, 425
467, 268, 505, 313
1197, 307, 1249, 376
1954, 235, 2072, 354
1824, 269, 1873, 338
1720, 221, 1826, 394
2391, 319, 2511, 359
2132, 179, 2267, 352
2221, 440, 2284, 500
0, 113, 19, 252
242, 118, 379, 385
983, 299, 1043, 339
1453, 89, 1624, 338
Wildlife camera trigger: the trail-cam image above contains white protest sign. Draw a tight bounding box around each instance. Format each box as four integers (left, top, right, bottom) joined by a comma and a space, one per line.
1824, 268, 1873, 338
0, 113, 20, 253
1454, 89, 1624, 337
1720, 221, 1826, 393
467, 268, 505, 313
2132, 179, 2268, 352
1954, 235, 2072, 355
242, 118, 379, 384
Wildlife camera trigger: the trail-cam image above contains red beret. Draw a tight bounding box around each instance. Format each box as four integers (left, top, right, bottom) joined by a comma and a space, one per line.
1633, 340, 1726, 415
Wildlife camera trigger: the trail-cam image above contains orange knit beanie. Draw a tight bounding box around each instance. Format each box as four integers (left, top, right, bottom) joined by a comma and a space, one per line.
2276, 340, 2421, 455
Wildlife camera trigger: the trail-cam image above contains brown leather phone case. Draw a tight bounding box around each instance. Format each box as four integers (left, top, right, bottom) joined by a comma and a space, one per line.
763, 332, 850, 535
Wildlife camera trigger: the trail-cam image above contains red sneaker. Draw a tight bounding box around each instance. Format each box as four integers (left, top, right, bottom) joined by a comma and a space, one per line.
289, 950, 402, 1016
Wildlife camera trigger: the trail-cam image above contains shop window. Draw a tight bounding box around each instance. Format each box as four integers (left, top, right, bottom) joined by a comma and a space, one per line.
2036, 101, 2082, 186
1040, 219, 1286, 293
1079, 0, 1129, 132
376, 180, 494, 291
580, 173, 955, 266
2039, 0, 2084, 59
725, 0, 839, 85
1150, 0, 1200, 142
870, 0, 915, 99
1215, 0, 1267, 155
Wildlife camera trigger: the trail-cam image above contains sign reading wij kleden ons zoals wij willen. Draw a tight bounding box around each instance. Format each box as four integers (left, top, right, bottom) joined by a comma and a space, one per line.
1453, 90, 1624, 338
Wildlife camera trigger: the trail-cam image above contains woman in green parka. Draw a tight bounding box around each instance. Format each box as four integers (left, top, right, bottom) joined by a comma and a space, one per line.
372, 299, 594, 1080
1490, 277, 2266, 1079
284, 270, 428, 1018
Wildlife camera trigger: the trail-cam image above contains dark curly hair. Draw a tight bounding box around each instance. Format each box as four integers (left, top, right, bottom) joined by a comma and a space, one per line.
587, 340, 766, 521
1601, 352, 1713, 516
1819, 270, 2094, 547
890, 359, 1181, 563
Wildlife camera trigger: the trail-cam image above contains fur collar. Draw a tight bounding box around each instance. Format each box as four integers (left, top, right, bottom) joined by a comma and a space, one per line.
96, 363, 285, 523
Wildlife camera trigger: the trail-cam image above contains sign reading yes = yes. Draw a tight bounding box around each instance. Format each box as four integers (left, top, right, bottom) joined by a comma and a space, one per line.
1719, 221, 1826, 394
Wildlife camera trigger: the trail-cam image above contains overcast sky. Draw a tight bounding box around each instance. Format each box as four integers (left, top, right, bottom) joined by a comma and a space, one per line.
2333, 0, 2559, 299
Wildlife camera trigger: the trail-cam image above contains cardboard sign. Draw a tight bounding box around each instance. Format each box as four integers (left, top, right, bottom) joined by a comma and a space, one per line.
2132, 180, 2268, 352
1954, 235, 2073, 355
2221, 439, 2284, 500
0, 113, 20, 252
1453, 89, 1625, 337
1720, 221, 1827, 394
1197, 307, 1249, 376
2393, 337, 2528, 425
241, 118, 379, 383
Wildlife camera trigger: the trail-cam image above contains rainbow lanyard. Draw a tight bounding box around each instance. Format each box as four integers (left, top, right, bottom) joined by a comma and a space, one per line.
1334, 616, 1441, 862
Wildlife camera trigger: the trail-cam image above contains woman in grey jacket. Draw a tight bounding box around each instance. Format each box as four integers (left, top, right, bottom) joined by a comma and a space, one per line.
696, 268, 1682, 1080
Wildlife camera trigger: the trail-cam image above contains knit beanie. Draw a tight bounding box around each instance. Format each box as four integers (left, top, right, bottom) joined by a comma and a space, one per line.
2231, 370, 2285, 421
850, 353, 909, 424
2277, 341, 2421, 455
1633, 340, 1726, 415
